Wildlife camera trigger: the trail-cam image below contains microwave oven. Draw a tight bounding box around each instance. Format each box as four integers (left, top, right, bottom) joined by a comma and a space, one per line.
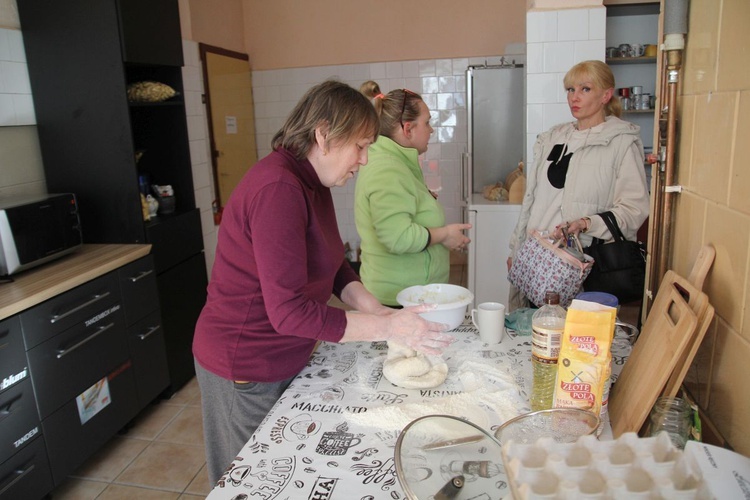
0, 193, 83, 276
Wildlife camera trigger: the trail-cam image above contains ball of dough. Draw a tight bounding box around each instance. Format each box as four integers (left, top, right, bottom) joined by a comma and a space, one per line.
382, 341, 448, 389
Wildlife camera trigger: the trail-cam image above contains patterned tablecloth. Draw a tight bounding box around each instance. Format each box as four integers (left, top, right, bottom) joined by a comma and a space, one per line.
206, 319, 632, 500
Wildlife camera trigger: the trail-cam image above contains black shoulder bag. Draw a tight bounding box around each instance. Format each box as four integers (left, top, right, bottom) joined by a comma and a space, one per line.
583, 211, 646, 304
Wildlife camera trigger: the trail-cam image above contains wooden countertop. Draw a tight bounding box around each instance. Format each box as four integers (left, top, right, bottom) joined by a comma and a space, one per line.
0, 244, 152, 321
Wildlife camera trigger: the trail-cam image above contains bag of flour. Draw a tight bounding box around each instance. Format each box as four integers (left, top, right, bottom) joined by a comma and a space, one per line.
553, 299, 616, 418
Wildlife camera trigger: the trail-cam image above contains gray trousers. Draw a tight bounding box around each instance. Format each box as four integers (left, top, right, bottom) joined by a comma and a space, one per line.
194, 359, 294, 487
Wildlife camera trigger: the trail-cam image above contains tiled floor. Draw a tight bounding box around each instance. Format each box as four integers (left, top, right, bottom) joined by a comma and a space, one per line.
49, 377, 211, 499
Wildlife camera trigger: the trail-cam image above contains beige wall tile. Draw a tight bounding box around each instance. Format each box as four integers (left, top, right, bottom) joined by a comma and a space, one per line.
671, 193, 707, 278
682, 0, 720, 95
690, 91, 736, 204
684, 314, 717, 409
675, 95, 696, 188
708, 321, 750, 456
703, 204, 748, 331
729, 91, 750, 215
717, 0, 750, 91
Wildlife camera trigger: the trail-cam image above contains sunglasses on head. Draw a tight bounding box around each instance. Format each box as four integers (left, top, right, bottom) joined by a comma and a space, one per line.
399, 89, 418, 129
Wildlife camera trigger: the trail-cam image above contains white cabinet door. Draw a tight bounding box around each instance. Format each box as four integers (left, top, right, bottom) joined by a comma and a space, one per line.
468, 204, 521, 307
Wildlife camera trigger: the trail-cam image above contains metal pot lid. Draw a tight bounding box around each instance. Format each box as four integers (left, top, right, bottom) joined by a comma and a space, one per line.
394, 415, 505, 500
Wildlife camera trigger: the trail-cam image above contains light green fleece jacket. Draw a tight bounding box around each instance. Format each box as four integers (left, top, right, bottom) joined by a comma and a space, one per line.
354, 136, 448, 306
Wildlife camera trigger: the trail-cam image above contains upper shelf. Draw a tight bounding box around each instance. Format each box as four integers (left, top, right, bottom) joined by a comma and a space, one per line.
607, 56, 657, 65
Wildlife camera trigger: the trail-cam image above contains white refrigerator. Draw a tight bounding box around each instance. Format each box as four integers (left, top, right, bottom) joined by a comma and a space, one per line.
462, 63, 525, 308
467, 195, 522, 307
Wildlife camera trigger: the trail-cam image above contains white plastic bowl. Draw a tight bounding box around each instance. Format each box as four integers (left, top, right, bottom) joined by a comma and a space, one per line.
396, 283, 474, 330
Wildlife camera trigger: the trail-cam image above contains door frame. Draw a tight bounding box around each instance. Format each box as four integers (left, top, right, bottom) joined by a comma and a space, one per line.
198, 43, 251, 212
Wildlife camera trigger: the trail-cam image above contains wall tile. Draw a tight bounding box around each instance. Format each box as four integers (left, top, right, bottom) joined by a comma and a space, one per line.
191, 158, 211, 192
527, 11, 557, 43
684, 314, 717, 409
588, 7, 606, 40
451, 59, 468, 76
543, 41, 575, 73
729, 91, 750, 214
182, 64, 203, 92
671, 193, 707, 280
703, 203, 748, 331
369, 62, 386, 80
574, 40, 605, 63
690, 91, 736, 204
385, 61, 403, 79
6, 29, 25, 62
438, 76, 456, 93
0, 29, 11, 60
558, 9, 589, 42
527, 43, 544, 74
182, 39, 199, 68
455, 74, 466, 93
527, 104, 544, 135
717, 0, 750, 91
708, 322, 750, 455
674, 95, 696, 187
0, 94, 13, 125
12, 93, 34, 125
419, 60, 436, 77
435, 59, 453, 76
682, 0, 720, 96
527, 73, 561, 104
0, 60, 30, 93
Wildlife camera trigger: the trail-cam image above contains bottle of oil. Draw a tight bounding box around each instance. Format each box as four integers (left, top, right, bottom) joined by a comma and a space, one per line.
530, 291, 566, 411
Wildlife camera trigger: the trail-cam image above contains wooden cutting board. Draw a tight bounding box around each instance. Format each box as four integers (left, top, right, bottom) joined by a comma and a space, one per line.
660, 270, 713, 399
609, 277, 699, 437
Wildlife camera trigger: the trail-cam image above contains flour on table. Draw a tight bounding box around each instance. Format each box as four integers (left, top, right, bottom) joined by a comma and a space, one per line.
348, 355, 524, 432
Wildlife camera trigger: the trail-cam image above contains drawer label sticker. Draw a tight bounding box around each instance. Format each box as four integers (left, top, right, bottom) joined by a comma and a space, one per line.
1, 366, 28, 391
14, 426, 39, 449
76, 376, 111, 425
84, 304, 121, 328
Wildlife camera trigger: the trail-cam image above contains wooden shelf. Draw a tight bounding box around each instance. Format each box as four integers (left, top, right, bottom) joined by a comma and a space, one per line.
607, 56, 657, 65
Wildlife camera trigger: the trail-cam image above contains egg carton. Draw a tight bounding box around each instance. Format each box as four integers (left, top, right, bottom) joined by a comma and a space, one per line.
502, 432, 711, 499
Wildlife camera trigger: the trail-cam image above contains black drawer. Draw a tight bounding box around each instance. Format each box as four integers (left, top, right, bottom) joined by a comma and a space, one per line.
19, 272, 121, 350
42, 361, 138, 485
118, 255, 159, 326
146, 208, 203, 274
127, 310, 169, 406
0, 379, 40, 465
0, 435, 53, 500
26, 304, 129, 420
0, 317, 26, 394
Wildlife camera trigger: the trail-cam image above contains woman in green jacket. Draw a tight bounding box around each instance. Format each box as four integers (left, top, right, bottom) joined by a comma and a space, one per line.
355, 81, 471, 307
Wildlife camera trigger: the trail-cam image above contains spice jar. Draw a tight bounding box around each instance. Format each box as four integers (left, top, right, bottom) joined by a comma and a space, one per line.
647, 396, 693, 450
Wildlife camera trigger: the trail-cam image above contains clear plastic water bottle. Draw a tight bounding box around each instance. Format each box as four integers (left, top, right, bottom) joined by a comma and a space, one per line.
530, 291, 566, 411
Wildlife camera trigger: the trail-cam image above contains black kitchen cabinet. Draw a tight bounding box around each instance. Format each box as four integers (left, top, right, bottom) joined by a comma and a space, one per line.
18, 0, 206, 393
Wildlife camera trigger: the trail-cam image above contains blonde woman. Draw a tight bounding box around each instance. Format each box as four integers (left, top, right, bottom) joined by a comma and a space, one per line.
507, 60, 649, 310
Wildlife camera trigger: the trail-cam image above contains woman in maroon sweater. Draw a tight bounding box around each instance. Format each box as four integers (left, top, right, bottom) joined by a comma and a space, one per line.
193, 81, 453, 486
